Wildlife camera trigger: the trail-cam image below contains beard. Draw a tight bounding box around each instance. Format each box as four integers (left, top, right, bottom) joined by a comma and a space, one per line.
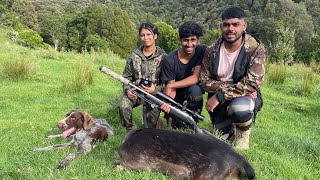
222, 31, 244, 44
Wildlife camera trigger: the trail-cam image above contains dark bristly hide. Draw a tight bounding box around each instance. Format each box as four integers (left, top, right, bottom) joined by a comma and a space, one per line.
117, 128, 255, 180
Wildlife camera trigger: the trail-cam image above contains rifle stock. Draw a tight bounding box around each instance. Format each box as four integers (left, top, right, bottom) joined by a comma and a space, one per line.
99, 66, 211, 135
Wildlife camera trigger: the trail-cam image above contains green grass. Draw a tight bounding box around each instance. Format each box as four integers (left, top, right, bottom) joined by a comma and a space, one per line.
0, 27, 319, 179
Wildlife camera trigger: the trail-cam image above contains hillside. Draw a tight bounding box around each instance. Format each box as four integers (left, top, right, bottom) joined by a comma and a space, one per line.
0, 27, 319, 179
2, 0, 319, 64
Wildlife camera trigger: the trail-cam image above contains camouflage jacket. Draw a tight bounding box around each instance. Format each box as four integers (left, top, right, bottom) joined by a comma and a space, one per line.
199, 33, 266, 101
122, 46, 166, 94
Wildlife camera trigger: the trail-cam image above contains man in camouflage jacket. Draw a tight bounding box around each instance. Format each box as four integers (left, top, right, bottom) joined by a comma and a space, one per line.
119, 45, 166, 131
200, 7, 266, 149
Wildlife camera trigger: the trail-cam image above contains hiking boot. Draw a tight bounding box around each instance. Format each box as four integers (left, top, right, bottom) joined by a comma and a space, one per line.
219, 125, 236, 143
234, 128, 251, 150
220, 131, 235, 143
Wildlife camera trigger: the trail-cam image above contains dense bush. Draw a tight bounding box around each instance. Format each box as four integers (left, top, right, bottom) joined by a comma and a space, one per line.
268, 23, 295, 64
17, 29, 49, 49
201, 29, 221, 46
84, 34, 109, 52
154, 21, 180, 53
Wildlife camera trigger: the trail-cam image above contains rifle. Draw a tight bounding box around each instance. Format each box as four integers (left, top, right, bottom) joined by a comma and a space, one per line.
155, 92, 204, 122
99, 66, 211, 135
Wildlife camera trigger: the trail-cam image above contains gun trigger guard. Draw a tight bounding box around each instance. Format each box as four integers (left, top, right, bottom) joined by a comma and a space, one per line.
181, 103, 187, 111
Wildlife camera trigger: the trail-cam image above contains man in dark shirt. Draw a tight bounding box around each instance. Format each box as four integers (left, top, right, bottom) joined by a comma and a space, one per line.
161, 21, 207, 129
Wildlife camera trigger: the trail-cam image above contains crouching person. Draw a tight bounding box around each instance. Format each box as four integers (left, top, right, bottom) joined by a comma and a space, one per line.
160, 21, 207, 130
199, 7, 266, 149
119, 22, 166, 132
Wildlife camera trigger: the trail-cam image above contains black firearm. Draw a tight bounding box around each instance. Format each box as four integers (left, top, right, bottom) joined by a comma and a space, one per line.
155, 91, 204, 122
99, 66, 211, 135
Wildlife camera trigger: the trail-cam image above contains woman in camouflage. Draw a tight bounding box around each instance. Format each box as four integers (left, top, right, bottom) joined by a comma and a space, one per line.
119, 22, 166, 132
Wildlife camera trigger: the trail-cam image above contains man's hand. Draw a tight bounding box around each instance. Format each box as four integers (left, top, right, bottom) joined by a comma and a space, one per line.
141, 83, 156, 94
126, 88, 137, 100
206, 94, 220, 112
160, 103, 170, 113
164, 83, 176, 99
248, 91, 257, 99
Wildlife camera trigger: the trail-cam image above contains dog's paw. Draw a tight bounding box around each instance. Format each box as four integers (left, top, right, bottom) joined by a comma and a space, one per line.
33, 147, 46, 151
57, 165, 65, 169
45, 134, 63, 140
57, 159, 70, 169
57, 162, 67, 169
48, 127, 59, 131
115, 164, 124, 172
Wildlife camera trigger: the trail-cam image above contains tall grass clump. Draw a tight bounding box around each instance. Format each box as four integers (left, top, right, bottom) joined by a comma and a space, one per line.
0, 57, 37, 79
310, 59, 320, 74
63, 59, 95, 93
267, 64, 287, 85
294, 64, 316, 97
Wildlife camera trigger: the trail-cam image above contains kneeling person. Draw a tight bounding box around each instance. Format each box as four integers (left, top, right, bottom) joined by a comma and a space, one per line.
160, 21, 206, 130
119, 22, 166, 132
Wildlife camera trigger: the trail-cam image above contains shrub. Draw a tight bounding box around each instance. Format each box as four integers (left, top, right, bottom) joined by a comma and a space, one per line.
201, 29, 221, 46
267, 64, 287, 85
154, 21, 180, 53
268, 23, 295, 64
63, 59, 94, 93
0, 57, 37, 79
310, 59, 320, 74
294, 65, 315, 97
17, 29, 48, 49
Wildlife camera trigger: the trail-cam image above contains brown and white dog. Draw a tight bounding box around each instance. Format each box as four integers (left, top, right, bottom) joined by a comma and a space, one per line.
117, 128, 255, 180
33, 110, 114, 169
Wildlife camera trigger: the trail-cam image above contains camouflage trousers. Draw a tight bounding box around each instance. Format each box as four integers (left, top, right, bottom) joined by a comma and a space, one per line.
119, 95, 160, 130
208, 94, 255, 135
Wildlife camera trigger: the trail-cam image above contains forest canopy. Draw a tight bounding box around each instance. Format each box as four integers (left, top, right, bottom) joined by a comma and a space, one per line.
0, 0, 319, 63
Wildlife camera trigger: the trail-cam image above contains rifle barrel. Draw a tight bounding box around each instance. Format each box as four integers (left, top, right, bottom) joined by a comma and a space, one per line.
99, 66, 130, 85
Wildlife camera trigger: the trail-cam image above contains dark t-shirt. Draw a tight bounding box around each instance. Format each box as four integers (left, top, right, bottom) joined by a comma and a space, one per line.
161, 44, 207, 82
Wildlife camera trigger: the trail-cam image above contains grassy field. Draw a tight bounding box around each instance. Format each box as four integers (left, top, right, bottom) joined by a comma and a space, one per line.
0, 27, 319, 179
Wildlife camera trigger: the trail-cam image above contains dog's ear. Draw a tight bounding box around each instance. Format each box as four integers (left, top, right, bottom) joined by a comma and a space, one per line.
82, 112, 93, 130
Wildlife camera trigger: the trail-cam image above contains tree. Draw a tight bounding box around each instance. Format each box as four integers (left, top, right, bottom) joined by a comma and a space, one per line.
269, 21, 296, 64
261, 0, 314, 52
101, 6, 137, 58
85, 1, 106, 36
0, 0, 20, 28
201, 29, 221, 46
66, 15, 88, 52
154, 21, 179, 53
83, 34, 109, 52
303, 0, 320, 30
41, 11, 67, 51
11, 0, 39, 32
